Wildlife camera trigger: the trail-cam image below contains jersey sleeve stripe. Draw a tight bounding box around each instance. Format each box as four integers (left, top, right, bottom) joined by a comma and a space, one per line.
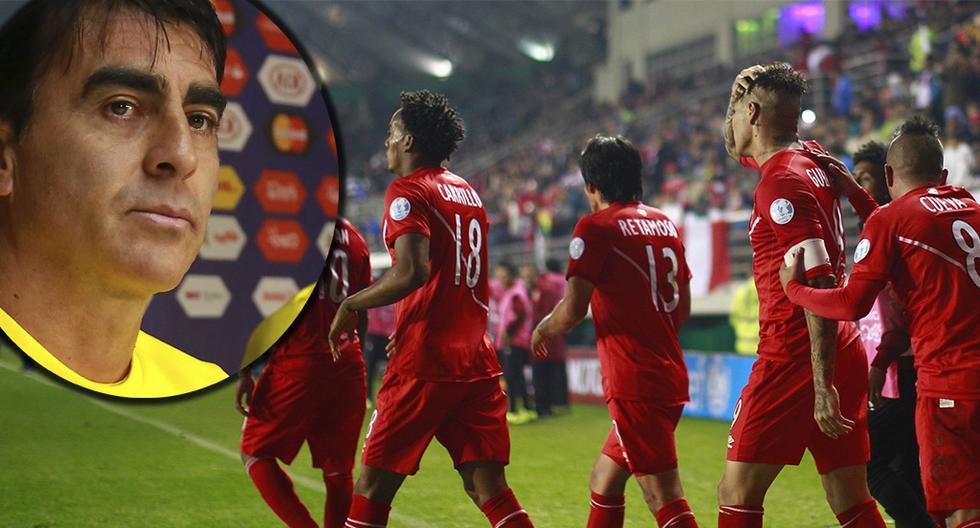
897, 235, 966, 271
611, 247, 652, 284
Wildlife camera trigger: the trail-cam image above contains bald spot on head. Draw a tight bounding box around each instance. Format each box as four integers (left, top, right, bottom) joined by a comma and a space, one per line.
887, 133, 944, 183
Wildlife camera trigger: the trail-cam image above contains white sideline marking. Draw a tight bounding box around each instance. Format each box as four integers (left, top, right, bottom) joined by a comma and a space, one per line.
0, 362, 428, 528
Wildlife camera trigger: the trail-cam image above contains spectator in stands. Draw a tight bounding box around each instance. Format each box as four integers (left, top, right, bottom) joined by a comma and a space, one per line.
944, 125, 976, 188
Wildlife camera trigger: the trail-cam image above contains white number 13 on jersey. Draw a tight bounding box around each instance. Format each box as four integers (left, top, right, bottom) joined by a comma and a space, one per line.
454, 214, 482, 288
645, 245, 680, 312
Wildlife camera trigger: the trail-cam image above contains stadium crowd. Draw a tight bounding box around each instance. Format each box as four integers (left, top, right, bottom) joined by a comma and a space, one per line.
345, 2, 978, 252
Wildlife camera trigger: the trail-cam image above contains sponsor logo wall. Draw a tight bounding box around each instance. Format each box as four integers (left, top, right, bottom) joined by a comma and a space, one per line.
142, 0, 341, 373
566, 347, 753, 422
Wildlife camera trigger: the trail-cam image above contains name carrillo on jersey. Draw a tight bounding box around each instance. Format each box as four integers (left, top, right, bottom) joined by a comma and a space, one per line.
437, 183, 483, 208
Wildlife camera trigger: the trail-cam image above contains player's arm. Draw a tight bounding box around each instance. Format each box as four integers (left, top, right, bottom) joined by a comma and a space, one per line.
799, 271, 853, 439
813, 153, 878, 221
328, 234, 429, 355
780, 247, 884, 321
677, 264, 692, 324
531, 277, 593, 357
235, 365, 254, 416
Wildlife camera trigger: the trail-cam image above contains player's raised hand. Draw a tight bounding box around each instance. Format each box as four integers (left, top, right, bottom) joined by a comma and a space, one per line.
385, 332, 396, 358
868, 366, 886, 411
235, 370, 255, 417
732, 65, 765, 100
779, 248, 806, 291
813, 385, 854, 439
530, 327, 549, 358
329, 301, 357, 361
813, 153, 862, 196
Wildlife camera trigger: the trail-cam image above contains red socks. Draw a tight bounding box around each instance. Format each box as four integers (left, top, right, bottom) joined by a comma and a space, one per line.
346, 494, 391, 528
587, 492, 625, 528
481, 488, 534, 527
956, 516, 980, 528
655, 498, 698, 527
835, 499, 885, 528
718, 504, 764, 528
246, 457, 318, 528
323, 472, 353, 528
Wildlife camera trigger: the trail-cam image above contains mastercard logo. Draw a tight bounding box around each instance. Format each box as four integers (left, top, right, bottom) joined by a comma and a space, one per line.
270, 113, 309, 154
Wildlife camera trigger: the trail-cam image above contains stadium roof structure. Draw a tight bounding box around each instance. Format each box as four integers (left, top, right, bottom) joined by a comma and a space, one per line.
271, 1, 607, 85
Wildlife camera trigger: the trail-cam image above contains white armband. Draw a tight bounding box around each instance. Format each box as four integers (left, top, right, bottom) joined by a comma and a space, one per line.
784, 238, 831, 271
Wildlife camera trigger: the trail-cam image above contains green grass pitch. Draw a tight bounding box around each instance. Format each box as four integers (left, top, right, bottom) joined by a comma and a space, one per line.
0, 351, 864, 527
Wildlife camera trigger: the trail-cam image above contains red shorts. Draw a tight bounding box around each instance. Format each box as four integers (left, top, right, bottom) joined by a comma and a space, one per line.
241, 362, 366, 472
601, 399, 684, 476
361, 372, 509, 475
916, 396, 980, 517
727, 337, 869, 473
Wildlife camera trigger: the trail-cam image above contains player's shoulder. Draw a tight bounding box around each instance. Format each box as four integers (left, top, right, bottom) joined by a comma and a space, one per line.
574, 207, 611, 232
335, 217, 368, 248
637, 203, 673, 223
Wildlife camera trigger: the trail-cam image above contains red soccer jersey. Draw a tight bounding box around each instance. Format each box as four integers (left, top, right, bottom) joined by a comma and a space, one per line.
743, 141, 860, 362
382, 167, 501, 382
566, 202, 691, 403
850, 185, 980, 399
269, 218, 372, 371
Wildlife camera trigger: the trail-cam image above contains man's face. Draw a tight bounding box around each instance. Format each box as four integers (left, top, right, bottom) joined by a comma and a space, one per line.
854, 161, 887, 204
494, 266, 513, 287
384, 110, 406, 174
730, 97, 754, 156
519, 265, 536, 286
3, 11, 224, 296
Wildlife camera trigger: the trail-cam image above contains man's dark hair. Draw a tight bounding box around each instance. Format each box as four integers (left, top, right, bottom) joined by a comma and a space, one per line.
497, 260, 517, 278
580, 135, 643, 203
0, 0, 226, 138
545, 258, 562, 274
398, 90, 465, 163
887, 115, 944, 178
852, 141, 887, 176
747, 62, 808, 99
892, 114, 941, 140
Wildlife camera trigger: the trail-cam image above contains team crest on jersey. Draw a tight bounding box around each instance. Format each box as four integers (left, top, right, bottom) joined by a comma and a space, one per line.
770, 198, 795, 225
389, 197, 411, 221
569, 237, 585, 260
854, 238, 871, 263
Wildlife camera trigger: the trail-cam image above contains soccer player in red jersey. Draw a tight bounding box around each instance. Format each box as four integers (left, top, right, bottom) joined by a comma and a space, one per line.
237, 218, 372, 528
532, 135, 699, 528
780, 116, 980, 528
328, 91, 534, 528
716, 63, 886, 528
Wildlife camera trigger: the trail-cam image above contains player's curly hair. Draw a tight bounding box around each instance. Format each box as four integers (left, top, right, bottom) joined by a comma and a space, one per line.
893, 115, 941, 140
852, 141, 887, 173
398, 90, 466, 163
749, 62, 808, 98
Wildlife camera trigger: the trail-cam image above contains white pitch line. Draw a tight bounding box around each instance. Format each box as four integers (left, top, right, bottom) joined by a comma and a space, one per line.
0, 361, 428, 528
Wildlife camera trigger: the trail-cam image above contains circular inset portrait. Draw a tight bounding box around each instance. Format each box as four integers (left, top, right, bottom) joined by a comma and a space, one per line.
0, 0, 343, 397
